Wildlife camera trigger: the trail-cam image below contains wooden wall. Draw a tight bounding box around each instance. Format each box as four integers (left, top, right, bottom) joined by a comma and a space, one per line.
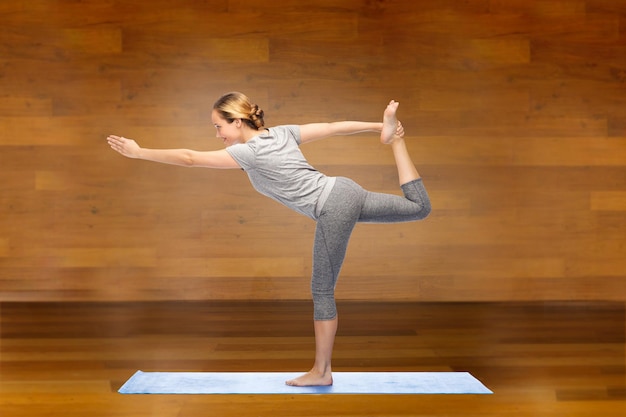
1, 0, 625, 302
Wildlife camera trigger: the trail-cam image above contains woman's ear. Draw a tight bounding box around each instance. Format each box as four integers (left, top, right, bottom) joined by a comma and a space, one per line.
235, 119, 242, 127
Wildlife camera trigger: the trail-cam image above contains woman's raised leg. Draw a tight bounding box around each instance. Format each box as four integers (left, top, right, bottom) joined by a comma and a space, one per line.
381, 100, 421, 185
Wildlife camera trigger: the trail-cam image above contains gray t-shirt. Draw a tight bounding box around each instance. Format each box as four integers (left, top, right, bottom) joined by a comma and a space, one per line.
225, 125, 336, 220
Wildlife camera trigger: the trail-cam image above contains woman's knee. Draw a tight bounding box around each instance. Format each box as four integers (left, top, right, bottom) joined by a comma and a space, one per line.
415, 198, 431, 220
312, 293, 337, 320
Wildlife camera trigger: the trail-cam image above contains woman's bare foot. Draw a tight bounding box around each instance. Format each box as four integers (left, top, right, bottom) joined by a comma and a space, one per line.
381, 100, 401, 144
285, 369, 333, 387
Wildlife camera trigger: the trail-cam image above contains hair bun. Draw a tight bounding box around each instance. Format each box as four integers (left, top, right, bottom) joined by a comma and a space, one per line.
249, 104, 265, 128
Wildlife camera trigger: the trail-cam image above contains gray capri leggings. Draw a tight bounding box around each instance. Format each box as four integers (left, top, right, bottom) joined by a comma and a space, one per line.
311, 177, 431, 320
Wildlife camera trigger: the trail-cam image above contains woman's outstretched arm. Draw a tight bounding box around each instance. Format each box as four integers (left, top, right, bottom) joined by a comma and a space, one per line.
298, 121, 384, 144
298, 119, 405, 144
107, 135, 240, 169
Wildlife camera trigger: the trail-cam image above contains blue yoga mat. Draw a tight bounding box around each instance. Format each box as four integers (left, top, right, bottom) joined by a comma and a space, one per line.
118, 371, 492, 395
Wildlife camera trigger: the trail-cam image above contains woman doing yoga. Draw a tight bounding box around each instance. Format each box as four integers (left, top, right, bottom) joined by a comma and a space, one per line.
107, 92, 431, 386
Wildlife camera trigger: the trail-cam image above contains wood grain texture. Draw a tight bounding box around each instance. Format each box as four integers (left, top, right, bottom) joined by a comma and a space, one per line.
0, 0, 625, 302
0, 301, 623, 416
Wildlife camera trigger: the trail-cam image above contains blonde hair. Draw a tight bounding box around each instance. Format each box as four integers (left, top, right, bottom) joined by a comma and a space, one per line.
213, 92, 265, 130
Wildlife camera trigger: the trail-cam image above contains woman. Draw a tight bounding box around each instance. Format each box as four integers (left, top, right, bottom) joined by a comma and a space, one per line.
107, 92, 431, 387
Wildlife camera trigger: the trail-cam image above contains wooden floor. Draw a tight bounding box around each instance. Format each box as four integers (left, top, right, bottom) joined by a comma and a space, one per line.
0, 301, 623, 417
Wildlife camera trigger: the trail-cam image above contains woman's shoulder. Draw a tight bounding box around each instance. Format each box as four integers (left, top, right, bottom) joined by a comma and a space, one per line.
267, 125, 301, 142
268, 124, 298, 132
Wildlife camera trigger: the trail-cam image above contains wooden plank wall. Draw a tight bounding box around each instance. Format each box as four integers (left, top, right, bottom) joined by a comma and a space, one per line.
0, 0, 625, 302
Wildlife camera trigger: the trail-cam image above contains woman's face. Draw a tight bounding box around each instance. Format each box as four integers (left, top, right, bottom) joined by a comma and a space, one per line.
211, 109, 242, 147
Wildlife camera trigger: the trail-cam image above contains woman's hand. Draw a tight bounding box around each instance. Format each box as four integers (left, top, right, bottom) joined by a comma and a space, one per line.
396, 120, 405, 138
107, 135, 142, 159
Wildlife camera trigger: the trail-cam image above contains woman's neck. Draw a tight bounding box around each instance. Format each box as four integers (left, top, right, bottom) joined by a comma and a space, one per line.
242, 127, 267, 142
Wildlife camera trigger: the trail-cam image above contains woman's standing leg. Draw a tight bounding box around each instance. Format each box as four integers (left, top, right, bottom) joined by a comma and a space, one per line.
285, 180, 365, 387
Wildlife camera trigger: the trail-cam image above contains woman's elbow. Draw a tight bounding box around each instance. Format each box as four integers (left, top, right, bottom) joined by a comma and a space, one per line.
182, 150, 199, 167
